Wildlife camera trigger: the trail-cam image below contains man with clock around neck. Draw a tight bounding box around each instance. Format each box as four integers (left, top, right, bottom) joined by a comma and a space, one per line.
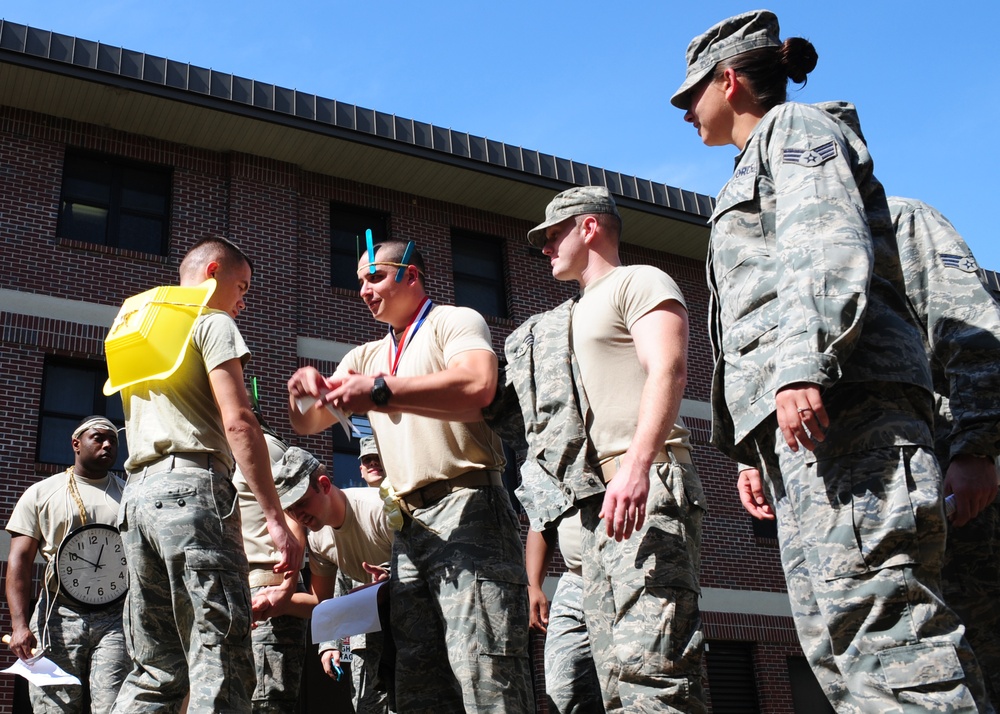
287, 240, 532, 713
5, 415, 130, 714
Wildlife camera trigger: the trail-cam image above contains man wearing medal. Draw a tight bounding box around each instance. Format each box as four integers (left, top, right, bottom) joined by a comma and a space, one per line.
5, 415, 130, 713
287, 239, 532, 713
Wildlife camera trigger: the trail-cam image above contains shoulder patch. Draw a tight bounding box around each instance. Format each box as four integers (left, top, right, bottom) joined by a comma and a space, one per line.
782, 140, 838, 167
939, 253, 979, 273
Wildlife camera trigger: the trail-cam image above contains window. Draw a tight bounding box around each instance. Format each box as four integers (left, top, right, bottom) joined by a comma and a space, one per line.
331, 204, 390, 290
329, 415, 374, 489
705, 641, 761, 713
58, 151, 171, 254
787, 657, 835, 714
37, 358, 128, 470
451, 230, 508, 318
751, 516, 778, 539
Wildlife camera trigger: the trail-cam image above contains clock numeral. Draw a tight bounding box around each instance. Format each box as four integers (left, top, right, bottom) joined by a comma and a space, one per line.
98, 588, 104, 597
73, 579, 79, 588
119, 572, 126, 580
85, 586, 90, 594
115, 544, 121, 553
121, 557, 127, 566
65, 566, 73, 575
69, 553, 79, 562
110, 582, 117, 590
89, 535, 99, 545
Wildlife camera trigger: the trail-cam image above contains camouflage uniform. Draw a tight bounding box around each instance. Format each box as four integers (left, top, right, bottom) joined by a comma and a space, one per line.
116, 465, 254, 712
336, 304, 532, 713
504, 264, 706, 713
27, 593, 129, 713
541, 512, 604, 714
114, 311, 257, 713
890, 196, 1000, 709
709, 100, 991, 711
544, 571, 604, 714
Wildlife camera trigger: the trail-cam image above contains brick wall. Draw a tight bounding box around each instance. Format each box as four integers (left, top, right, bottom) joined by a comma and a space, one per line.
0, 103, 800, 713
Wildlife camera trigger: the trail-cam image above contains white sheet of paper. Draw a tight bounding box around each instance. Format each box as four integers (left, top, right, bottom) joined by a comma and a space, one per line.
295, 396, 361, 438
311, 582, 385, 643
2, 656, 81, 686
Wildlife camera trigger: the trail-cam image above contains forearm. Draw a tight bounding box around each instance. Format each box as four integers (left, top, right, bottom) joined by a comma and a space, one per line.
5, 565, 34, 632
629, 360, 686, 466
376, 353, 497, 414
525, 529, 555, 588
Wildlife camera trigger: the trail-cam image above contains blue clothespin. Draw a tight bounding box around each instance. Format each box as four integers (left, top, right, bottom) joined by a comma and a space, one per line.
366, 229, 376, 274
395, 240, 415, 283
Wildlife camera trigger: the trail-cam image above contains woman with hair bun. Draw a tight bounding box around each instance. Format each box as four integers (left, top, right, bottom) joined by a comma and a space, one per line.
673, 10, 992, 712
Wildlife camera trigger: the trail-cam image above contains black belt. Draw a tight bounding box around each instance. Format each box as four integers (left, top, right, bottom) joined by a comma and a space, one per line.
399, 470, 503, 511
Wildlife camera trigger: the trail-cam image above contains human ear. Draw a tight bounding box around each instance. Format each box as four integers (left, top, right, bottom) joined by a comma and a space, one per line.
721, 68, 740, 102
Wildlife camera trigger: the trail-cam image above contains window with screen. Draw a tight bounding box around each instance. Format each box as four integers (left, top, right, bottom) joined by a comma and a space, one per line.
57, 151, 171, 255
329, 415, 374, 489
331, 204, 390, 290
37, 358, 128, 470
451, 230, 508, 318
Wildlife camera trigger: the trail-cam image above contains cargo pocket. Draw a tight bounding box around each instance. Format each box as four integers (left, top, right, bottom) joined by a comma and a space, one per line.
476, 575, 529, 658
878, 642, 965, 690
185, 547, 251, 646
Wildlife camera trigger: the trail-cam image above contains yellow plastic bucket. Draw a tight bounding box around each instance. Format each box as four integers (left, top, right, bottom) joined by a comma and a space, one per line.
103, 279, 217, 395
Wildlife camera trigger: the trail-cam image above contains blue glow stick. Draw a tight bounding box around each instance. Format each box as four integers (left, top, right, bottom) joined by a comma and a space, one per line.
366, 229, 376, 274
395, 240, 415, 282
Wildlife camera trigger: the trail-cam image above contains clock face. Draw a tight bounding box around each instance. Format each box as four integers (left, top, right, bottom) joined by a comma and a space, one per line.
56, 524, 128, 607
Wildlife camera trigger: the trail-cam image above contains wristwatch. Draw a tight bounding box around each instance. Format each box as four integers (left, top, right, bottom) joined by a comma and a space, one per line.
370, 376, 393, 407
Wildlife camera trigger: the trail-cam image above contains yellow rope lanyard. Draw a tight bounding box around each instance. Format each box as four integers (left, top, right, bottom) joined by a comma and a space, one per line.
65, 467, 88, 526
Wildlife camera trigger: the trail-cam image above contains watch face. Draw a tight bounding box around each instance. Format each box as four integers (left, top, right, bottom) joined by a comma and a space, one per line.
56, 524, 128, 607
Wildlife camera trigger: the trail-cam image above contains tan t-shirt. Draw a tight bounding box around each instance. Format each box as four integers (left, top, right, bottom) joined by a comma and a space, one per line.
335, 304, 505, 495
572, 265, 692, 462
122, 310, 249, 473
307, 488, 394, 584
6, 469, 125, 565
555, 509, 583, 576
234, 432, 289, 567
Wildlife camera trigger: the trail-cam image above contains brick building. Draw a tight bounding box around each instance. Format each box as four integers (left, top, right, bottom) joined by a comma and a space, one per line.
2, 19, 994, 714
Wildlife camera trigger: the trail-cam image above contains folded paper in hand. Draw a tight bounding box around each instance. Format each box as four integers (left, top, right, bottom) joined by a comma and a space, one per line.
295, 396, 361, 439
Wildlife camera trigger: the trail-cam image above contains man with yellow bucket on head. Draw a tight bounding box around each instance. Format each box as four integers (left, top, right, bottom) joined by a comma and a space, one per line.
107, 237, 302, 713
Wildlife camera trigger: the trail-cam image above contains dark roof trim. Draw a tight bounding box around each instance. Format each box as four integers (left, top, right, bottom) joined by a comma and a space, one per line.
0, 19, 714, 225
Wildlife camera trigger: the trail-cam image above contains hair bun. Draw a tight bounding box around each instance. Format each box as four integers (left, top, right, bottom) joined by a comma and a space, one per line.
782, 37, 818, 84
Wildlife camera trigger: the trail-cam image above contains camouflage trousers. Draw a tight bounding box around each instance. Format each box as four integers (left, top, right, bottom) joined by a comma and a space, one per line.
113, 466, 254, 713
544, 571, 605, 714
248, 581, 307, 713
390, 483, 532, 713
27, 593, 129, 713
943, 499, 1000, 710
754, 399, 993, 713
579, 459, 707, 714
351, 633, 391, 714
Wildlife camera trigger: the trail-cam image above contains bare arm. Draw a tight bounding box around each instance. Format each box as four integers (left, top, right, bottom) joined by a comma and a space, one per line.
321, 349, 497, 419
251, 516, 308, 621
210, 358, 302, 575
600, 302, 688, 541
5, 535, 39, 661
526, 528, 556, 633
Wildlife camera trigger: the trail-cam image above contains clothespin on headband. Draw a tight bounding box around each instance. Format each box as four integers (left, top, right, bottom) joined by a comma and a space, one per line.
395, 240, 415, 283
366, 229, 376, 274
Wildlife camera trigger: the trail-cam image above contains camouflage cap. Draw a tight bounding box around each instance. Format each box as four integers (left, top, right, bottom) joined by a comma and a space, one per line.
273, 446, 320, 509
670, 10, 781, 110
358, 436, 379, 460
526, 186, 621, 248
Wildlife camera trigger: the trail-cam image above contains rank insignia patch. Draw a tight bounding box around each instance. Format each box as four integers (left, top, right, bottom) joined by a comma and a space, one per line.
940, 253, 979, 273
782, 141, 838, 167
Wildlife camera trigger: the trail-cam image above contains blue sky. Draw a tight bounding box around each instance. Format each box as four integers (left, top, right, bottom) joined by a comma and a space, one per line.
5, 1, 998, 270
